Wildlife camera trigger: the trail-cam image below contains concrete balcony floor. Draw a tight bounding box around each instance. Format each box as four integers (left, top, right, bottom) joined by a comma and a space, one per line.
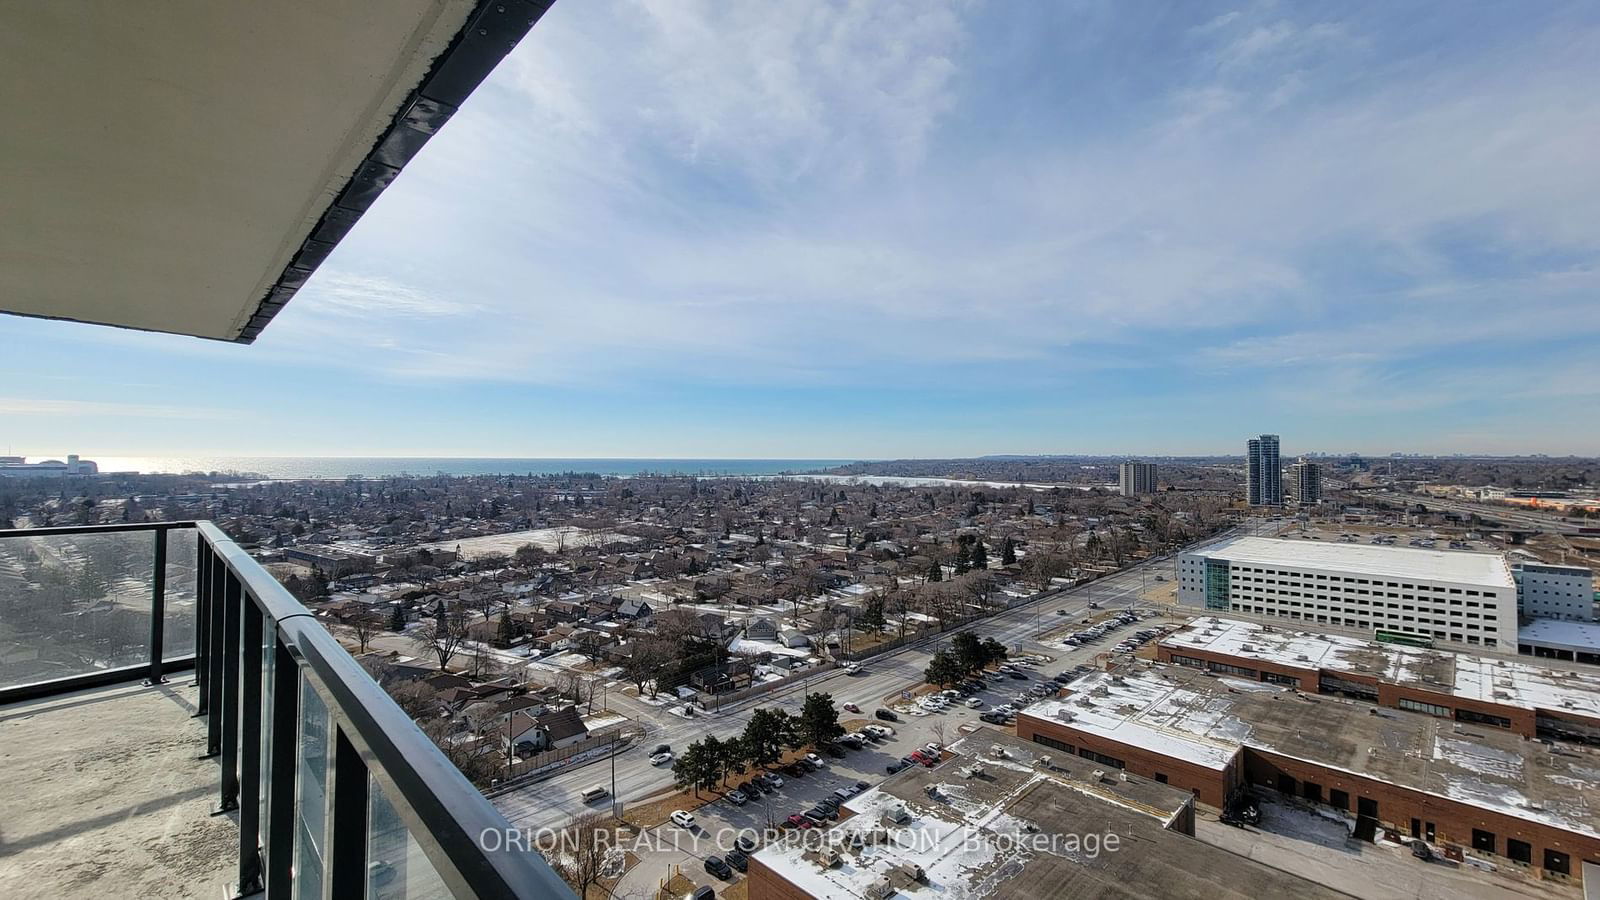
0, 679, 233, 899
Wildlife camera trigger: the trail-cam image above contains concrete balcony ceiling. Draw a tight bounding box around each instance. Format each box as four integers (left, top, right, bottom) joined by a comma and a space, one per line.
0, 0, 550, 343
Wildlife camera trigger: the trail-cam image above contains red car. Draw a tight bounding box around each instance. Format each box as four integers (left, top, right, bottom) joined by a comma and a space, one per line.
787, 814, 813, 829
909, 750, 935, 767
842, 702, 861, 713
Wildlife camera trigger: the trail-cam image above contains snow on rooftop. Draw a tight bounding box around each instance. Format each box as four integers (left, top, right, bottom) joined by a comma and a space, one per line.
1190, 536, 1514, 587
1166, 617, 1600, 720
1022, 671, 1243, 770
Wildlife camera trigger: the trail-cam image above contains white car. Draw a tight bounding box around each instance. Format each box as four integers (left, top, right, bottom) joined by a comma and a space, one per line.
843, 663, 863, 675
726, 790, 748, 806
924, 742, 942, 756
806, 753, 824, 766
964, 697, 983, 708
670, 810, 695, 829
650, 752, 673, 766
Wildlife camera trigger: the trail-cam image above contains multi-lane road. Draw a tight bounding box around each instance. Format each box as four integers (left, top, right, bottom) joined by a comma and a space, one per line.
491, 530, 1239, 834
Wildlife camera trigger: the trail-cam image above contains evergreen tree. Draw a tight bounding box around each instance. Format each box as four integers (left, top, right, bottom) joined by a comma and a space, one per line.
1001, 536, 1017, 566
953, 542, 971, 576
927, 562, 943, 583
970, 538, 988, 571
924, 650, 964, 687
797, 693, 844, 748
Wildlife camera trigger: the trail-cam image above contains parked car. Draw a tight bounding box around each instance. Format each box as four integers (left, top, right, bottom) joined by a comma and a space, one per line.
691, 887, 714, 900
803, 811, 829, 827
823, 743, 847, 758
784, 763, 806, 778
806, 753, 825, 766
725, 790, 748, 806
964, 697, 983, 708
855, 780, 870, 793
760, 773, 784, 789
842, 702, 861, 713
786, 814, 811, 829
909, 750, 932, 766
651, 743, 671, 756
1008, 671, 1028, 680
924, 742, 942, 756
650, 752, 673, 766
741, 780, 763, 796
704, 856, 733, 879
875, 709, 899, 722
724, 849, 748, 873
670, 810, 695, 829
887, 759, 911, 774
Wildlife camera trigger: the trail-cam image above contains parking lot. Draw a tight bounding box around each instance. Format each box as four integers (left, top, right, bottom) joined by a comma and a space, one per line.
640, 612, 1178, 892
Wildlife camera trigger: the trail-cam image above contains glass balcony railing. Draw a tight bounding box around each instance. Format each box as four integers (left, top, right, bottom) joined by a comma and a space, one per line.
0, 522, 573, 899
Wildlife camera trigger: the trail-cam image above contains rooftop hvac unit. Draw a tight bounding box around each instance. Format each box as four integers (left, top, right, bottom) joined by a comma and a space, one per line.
1295, 654, 1310, 661
1091, 769, 1106, 780
1056, 710, 1076, 722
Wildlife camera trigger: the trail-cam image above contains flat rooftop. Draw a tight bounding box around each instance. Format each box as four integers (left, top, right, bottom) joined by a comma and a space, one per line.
1188, 536, 1514, 588
0, 681, 232, 898
1164, 616, 1600, 720
751, 726, 1347, 900
1518, 618, 1600, 652
1024, 665, 1600, 839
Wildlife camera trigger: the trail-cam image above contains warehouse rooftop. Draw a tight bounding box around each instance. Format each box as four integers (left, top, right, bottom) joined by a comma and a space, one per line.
1024, 665, 1600, 839
1188, 536, 1515, 588
749, 727, 1346, 900
1164, 617, 1600, 720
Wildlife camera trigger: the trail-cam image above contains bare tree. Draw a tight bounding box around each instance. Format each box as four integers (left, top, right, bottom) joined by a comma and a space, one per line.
413, 605, 469, 671
551, 811, 612, 898
346, 608, 381, 654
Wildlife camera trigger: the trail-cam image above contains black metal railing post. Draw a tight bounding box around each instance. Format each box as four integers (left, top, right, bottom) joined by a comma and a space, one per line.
205, 547, 226, 756
327, 727, 371, 899
265, 638, 299, 900
218, 571, 242, 813
145, 529, 168, 685
194, 540, 211, 713
237, 602, 266, 895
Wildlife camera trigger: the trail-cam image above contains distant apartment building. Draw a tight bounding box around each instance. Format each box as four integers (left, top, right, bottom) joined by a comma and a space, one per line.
1289, 459, 1322, 505
1245, 434, 1281, 506
1118, 461, 1158, 497
1514, 563, 1595, 621
1177, 536, 1517, 650
0, 454, 99, 478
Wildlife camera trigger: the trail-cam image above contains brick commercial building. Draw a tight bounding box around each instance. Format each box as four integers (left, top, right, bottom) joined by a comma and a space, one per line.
1177, 535, 1517, 650
747, 727, 1343, 900
1158, 616, 1600, 744
1016, 665, 1600, 886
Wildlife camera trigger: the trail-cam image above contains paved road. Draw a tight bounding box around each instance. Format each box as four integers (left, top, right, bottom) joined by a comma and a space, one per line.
491, 530, 1239, 834
1380, 492, 1586, 535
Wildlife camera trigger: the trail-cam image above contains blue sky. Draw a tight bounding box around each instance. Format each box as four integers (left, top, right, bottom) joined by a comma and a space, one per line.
5, 0, 1600, 459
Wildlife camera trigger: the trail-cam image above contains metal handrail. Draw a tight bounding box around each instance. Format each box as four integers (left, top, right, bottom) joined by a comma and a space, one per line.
0, 521, 197, 537
0, 520, 574, 898
196, 522, 573, 897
